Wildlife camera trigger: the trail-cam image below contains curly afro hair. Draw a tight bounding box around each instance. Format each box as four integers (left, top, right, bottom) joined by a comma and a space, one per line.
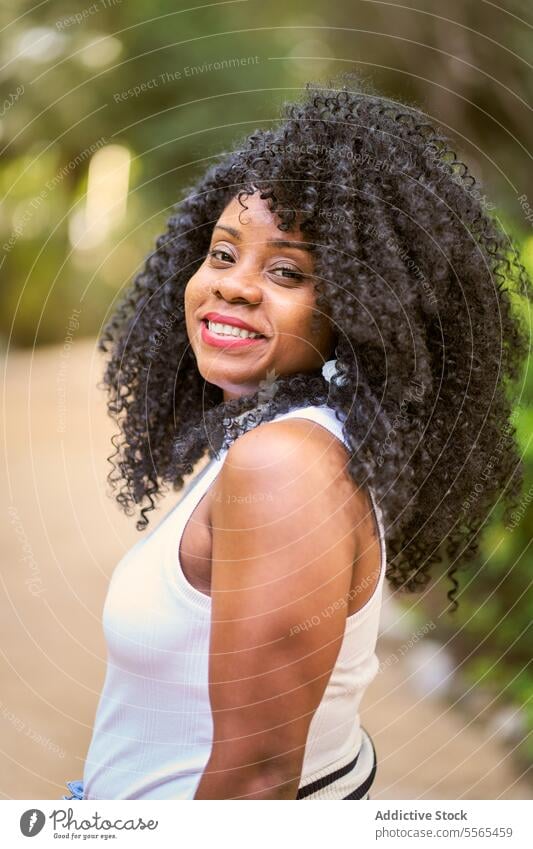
98, 72, 532, 613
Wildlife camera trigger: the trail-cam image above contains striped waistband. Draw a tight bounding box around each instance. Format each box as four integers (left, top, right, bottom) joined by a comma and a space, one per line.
296, 727, 377, 800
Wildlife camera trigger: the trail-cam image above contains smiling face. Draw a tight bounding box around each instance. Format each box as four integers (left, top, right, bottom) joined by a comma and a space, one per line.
184, 191, 335, 401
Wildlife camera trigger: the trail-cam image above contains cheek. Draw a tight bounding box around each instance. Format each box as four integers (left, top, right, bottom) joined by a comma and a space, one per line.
299, 301, 333, 353
184, 271, 206, 312
275, 305, 316, 350
285, 294, 323, 338
184, 275, 204, 339
184, 273, 198, 301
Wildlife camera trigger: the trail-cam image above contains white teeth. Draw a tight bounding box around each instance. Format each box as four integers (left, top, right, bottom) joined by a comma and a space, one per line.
207, 321, 262, 339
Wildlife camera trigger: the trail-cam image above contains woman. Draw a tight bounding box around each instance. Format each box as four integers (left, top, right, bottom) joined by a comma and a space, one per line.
63, 74, 531, 800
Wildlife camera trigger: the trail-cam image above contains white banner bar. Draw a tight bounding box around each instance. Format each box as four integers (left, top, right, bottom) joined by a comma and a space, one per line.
1, 799, 530, 848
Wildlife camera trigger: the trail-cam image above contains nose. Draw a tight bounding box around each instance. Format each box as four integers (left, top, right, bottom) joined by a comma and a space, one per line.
211, 270, 263, 306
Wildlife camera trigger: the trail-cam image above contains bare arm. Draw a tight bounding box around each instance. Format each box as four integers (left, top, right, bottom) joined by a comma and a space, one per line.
194, 418, 363, 799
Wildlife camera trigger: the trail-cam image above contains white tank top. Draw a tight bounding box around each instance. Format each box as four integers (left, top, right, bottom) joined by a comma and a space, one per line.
83, 404, 387, 800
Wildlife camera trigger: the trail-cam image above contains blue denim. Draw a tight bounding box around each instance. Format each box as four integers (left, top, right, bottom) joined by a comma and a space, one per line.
62, 779, 84, 800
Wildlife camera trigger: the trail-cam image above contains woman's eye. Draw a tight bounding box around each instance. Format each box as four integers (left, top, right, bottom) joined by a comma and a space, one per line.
208, 248, 233, 262
271, 266, 305, 281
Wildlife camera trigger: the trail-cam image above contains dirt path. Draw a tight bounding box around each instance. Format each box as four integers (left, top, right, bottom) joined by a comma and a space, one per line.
1, 340, 530, 799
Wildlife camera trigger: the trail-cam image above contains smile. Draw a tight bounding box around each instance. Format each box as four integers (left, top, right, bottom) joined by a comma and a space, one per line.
200, 319, 268, 349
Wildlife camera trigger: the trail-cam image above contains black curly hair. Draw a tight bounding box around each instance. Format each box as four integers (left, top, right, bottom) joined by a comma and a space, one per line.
98, 72, 532, 614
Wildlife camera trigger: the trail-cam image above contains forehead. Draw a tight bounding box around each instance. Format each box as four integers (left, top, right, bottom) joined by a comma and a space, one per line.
215, 191, 304, 239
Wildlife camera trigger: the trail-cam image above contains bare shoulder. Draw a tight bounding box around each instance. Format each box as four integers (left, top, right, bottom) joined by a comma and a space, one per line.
214, 416, 366, 521
222, 415, 353, 481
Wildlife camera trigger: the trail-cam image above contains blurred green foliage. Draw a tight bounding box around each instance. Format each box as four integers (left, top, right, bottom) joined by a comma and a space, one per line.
460, 326, 533, 764
2, 0, 533, 346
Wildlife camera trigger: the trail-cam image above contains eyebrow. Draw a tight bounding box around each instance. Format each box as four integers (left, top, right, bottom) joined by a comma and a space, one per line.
213, 224, 315, 253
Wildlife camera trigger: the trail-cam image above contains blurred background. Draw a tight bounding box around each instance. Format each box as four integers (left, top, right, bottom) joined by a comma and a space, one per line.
1, 0, 532, 799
